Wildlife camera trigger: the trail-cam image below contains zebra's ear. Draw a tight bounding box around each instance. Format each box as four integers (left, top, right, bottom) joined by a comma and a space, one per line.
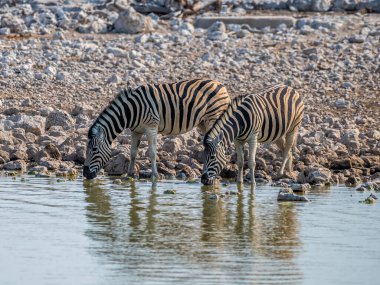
90, 125, 103, 138
90, 127, 98, 137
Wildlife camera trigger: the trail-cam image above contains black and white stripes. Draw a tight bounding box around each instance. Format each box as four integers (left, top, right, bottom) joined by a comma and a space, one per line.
83, 79, 230, 179
201, 85, 304, 185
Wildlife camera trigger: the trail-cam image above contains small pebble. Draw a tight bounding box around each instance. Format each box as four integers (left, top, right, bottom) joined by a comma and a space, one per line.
271, 181, 290, 187
164, 189, 176, 194
277, 188, 309, 202
356, 186, 366, 192
35, 173, 50, 178
291, 183, 311, 192
360, 194, 377, 204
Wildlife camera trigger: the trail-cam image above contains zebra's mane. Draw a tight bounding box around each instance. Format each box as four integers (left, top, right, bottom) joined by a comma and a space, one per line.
235, 84, 286, 100
87, 87, 134, 138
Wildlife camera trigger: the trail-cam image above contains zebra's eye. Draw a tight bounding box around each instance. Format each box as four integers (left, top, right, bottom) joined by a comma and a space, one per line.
92, 147, 98, 152
210, 154, 216, 159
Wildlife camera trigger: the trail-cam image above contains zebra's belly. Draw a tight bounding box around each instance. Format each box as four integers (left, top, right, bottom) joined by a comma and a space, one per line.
157, 121, 201, 135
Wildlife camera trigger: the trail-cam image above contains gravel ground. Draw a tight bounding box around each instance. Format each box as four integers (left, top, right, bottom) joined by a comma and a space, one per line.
0, 2, 379, 187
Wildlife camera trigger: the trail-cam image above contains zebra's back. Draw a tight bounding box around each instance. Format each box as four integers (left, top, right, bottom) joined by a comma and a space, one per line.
139, 79, 230, 135
255, 85, 304, 143
231, 85, 304, 143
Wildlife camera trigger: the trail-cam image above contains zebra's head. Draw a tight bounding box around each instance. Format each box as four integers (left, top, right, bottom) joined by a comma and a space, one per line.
83, 124, 112, 179
201, 131, 229, 185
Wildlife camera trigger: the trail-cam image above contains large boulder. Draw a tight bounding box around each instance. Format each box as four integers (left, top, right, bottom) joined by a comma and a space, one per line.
207, 21, 227, 41
78, 19, 108, 34
9, 115, 46, 136
0, 131, 15, 145
113, 7, 153, 34
290, 0, 332, 11
44, 143, 62, 160
3, 160, 27, 172
341, 129, 361, 153
0, 149, 10, 164
300, 165, 332, 185
0, 13, 26, 34
46, 110, 75, 131
358, 0, 380, 12
330, 158, 352, 170
333, 0, 359, 10
104, 153, 130, 175
253, 0, 289, 9
161, 138, 182, 153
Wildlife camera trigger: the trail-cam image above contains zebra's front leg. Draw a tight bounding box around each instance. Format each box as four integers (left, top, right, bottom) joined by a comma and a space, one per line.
128, 132, 142, 177
146, 128, 159, 180
248, 134, 258, 186
235, 140, 244, 184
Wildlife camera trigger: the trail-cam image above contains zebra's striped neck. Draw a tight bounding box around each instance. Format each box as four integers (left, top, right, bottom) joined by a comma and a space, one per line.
89, 88, 134, 144
205, 96, 243, 148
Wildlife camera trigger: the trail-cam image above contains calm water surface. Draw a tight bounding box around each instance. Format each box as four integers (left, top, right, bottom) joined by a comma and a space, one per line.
0, 175, 379, 285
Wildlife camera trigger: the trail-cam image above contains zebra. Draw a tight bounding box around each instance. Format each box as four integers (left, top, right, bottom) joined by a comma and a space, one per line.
201, 84, 304, 186
83, 79, 230, 180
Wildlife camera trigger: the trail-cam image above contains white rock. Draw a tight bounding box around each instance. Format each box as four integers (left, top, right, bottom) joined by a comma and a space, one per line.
44, 66, 57, 76
46, 110, 75, 130
106, 47, 128, 58
179, 22, 194, 35
290, 0, 332, 11
135, 34, 150, 43
162, 138, 182, 153
107, 74, 121, 84
9, 115, 46, 135
113, 7, 153, 34
335, 98, 351, 109
341, 129, 360, 143
129, 50, 142, 59
78, 18, 108, 34
0, 28, 10, 35
0, 13, 26, 34
333, 0, 359, 10
207, 21, 227, 41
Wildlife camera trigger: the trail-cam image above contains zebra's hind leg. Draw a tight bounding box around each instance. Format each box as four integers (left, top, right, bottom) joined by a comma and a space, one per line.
285, 128, 299, 173
279, 129, 298, 175
235, 140, 244, 184
128, 132, 143, 177
146, 128, 159, 180
275, 137, 285, 175
248, 134, 258, 186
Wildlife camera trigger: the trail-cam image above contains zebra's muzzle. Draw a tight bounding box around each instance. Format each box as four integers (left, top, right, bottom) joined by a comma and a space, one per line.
83, 166, 97, 179
201, 173, 215, 185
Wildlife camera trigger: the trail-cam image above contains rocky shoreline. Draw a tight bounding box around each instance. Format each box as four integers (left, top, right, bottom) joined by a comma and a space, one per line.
0, 1, 379, 188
